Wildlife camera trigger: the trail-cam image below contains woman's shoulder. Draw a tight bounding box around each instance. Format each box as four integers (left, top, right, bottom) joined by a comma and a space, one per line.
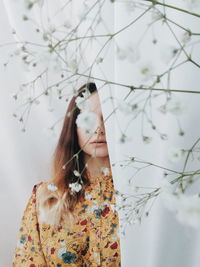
33, 181, 69, 226
32, 181, 45, 191
32, 181, 53, 195
32, 181, 60, 207
31, 181, 57, 210
29, 181, 46, 199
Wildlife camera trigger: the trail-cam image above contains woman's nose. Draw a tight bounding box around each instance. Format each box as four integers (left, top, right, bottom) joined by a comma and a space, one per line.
95, 126, 104, 135
94, 118, 105, 135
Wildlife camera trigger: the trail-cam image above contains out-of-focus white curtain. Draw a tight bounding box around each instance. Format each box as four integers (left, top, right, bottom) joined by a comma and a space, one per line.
0, 0, 200, 266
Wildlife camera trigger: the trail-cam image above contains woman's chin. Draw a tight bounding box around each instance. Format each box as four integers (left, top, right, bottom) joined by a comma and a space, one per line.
90, 148, 109, 158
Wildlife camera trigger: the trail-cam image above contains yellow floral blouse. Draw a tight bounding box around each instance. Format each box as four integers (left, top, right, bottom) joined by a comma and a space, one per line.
12, 168, 121, 266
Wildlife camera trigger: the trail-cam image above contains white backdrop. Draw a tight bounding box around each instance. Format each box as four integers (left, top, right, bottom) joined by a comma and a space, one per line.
0, 1, 200, 266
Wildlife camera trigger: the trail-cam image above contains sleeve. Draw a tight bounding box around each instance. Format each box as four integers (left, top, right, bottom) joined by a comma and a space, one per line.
12, 183, 47, 267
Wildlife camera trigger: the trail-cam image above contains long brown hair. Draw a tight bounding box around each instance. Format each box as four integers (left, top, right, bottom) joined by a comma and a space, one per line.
36, 82, 98, 226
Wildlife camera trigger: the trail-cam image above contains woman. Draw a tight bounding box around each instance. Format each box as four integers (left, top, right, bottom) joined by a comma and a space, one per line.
12, 82, 121, 266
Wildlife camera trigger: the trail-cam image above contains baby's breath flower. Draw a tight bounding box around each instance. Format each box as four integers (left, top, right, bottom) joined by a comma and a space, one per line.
167, 146, 183, 163
73, 170, 81, 177
47, 183, 58, 192
151, 8, 163, 22
76, 111, 97, 134
143, 136, 152, 144
166, 99, 184, 116
68, 58, 78, 73
69, 182, 82, 193
64, 19, 72, 28
181, 31, 191, 44
137, 61, 155, 81
75, 90, 91, 111
101, 167, 110, 176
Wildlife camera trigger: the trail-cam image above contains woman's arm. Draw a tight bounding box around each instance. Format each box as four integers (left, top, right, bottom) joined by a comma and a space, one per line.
12, 183, 47, 267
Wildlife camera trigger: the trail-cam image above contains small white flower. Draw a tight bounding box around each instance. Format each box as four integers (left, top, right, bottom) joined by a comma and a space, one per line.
85, 163, 88, 168
96, 57, 103, 64
143, 136, 152, 144
158, 104, 167, 114
167, 146, 183, 163
151, 8, 163, 21
75, 90, 91, 111
76, 111, 97, 134
181, 31, 191, 44
47, 183, 58, 192
73, 170, 81, 177
64, 19, 72, 29
68, 59, 78, 73
119, 133, 132, 144
158, 98, 184, 116
69, 182, 82, 193
137, 61, 155, 81
101, 167, 110, 176
116, 47, 127, 60
126, 44, 140, 63
166, 98, 184, 116
58, 247, 67, 258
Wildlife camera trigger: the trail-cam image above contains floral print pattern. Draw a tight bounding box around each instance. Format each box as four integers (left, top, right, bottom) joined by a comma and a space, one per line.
12, 168, 121, 266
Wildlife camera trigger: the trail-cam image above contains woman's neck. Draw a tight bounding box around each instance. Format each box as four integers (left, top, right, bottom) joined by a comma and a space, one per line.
83, 154, 111, 178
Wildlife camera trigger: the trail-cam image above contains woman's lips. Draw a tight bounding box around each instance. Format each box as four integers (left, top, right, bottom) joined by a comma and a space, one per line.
90, 141, 107, 145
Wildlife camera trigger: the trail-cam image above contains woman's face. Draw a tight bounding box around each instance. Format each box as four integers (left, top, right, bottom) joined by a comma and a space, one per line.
76, 92, 108, 158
